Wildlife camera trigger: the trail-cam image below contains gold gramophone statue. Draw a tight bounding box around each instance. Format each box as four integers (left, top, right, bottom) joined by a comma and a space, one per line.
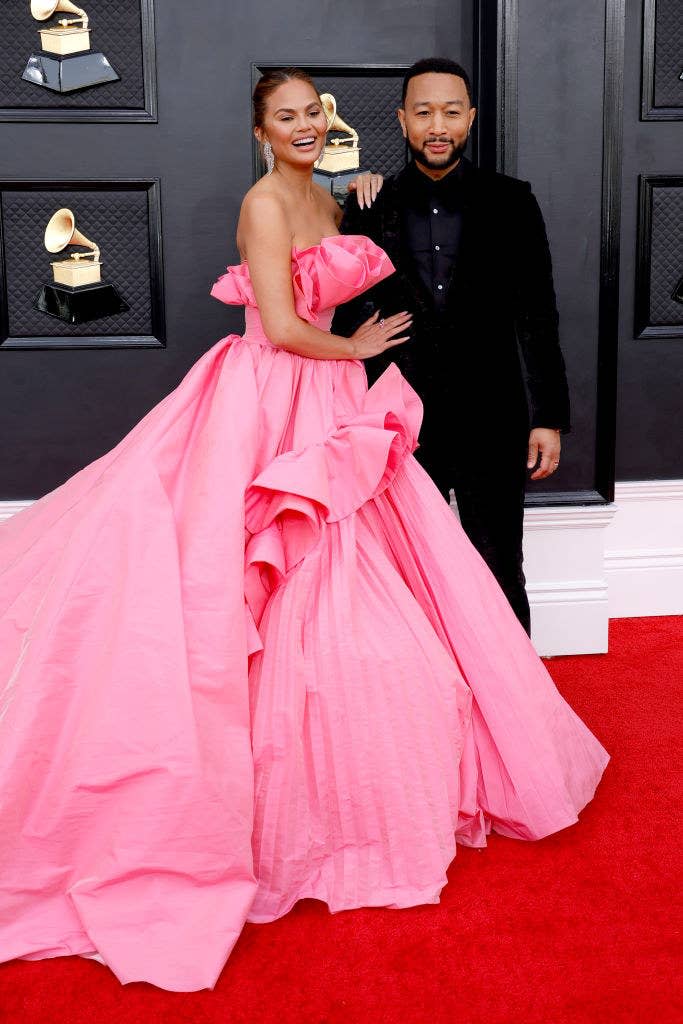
36, 208, 129, 324
22, 1, 120, 93
313, 93, 364, 204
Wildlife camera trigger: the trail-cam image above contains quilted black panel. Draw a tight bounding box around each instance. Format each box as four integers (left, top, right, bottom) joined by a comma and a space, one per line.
0, 0, 145, 109
313, 74, 406, 177
653, 0, 683, 109
2, 188, 153, 336
649, 184, 683, 323
253, 70, 407, 181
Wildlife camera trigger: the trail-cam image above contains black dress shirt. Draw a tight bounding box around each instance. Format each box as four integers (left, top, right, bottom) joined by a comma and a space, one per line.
401, 158, 467, 311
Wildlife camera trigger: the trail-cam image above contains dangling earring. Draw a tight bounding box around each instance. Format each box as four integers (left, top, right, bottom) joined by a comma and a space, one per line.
262, 139, 275, 174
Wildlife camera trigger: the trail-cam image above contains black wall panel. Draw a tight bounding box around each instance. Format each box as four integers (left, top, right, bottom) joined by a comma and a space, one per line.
251, 66, 410, 182
0, 0, 472, 498
2, 0, 678, 500
617, 0, 683, 480
0, 0, 156, 120
641, 0, 683, 119
635, 176, 683, 338
0, 180, 164, 346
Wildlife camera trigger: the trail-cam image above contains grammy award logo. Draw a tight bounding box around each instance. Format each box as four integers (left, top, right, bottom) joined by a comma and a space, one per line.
313, 93, 364, 204
22, 1, 120, 93
36, 208, 129, 324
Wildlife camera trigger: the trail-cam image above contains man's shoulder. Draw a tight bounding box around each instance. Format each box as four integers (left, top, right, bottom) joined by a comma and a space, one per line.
386, 160, 533, 200
341, 162, 536, 230
463, 163, 532, 198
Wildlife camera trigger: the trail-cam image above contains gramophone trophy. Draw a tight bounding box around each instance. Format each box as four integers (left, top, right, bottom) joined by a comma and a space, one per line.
313, 94, 364, 204
22, 1, 120, 93
36, 208, 129, 324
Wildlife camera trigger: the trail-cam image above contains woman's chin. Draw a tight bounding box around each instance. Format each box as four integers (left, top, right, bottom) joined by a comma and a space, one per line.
279, 151, 322, 171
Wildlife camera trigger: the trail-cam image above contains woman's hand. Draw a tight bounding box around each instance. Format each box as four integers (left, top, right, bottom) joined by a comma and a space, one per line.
347, 172, 385, 210
349, 310, 412, 358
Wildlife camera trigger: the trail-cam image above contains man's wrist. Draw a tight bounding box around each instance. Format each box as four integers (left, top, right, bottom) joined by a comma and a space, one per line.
531, 422, 570, 434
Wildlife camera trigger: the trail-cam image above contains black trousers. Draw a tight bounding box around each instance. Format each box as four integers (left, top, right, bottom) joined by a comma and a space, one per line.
415, 436, 532, 637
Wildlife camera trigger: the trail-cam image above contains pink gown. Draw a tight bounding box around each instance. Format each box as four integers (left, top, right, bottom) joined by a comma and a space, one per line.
0, 235, 608, 991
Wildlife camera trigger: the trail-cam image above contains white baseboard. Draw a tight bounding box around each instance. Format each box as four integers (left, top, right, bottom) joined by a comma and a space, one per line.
523, 505, 615, 656
0, 500, 33, 522
605, 480, 683, 617
520, 480, 683, 653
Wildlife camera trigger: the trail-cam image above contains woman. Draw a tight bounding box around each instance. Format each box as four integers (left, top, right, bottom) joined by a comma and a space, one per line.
0, 69, 608, 992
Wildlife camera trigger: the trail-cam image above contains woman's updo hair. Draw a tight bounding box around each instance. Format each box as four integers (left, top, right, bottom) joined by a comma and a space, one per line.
252, 67, 321, 129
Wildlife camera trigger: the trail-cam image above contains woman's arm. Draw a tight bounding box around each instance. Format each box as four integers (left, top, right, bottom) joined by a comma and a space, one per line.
239, 192, 410, 360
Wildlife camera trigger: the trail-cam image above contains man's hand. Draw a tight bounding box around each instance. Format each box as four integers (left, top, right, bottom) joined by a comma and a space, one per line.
347, 172, 384, 210
527, 427, 561, 480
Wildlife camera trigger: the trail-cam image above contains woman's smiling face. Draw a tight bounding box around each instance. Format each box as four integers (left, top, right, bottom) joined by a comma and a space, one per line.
257, 79, 326, 170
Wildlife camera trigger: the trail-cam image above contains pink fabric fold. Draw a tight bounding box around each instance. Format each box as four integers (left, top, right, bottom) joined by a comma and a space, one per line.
209, 234, 395, 324
243, 363, 422, 630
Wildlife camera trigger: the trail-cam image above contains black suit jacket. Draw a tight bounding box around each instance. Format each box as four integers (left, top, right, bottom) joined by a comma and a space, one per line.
332, 158, 570, 471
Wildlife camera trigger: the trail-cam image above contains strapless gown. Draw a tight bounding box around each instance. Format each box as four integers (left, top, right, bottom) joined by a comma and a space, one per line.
0, 235, 608, 991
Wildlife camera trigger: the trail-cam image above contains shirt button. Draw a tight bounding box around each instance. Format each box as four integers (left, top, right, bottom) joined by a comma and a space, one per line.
434, 244, 440, 251
437, 283, 444, 290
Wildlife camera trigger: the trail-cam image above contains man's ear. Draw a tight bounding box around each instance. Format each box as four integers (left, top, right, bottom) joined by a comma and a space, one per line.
397, 107, 407, 139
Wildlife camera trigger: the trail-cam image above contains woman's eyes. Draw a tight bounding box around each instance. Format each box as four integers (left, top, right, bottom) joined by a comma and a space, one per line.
279, 109, 321, 122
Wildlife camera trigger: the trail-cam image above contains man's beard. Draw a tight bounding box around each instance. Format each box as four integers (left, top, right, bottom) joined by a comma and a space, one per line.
408, 136, 467, 172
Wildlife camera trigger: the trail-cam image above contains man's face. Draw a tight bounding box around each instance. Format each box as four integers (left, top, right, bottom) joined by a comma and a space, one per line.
398, 72, 476, 176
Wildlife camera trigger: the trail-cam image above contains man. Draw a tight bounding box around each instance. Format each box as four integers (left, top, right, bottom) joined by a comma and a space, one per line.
332, 57, 570, 635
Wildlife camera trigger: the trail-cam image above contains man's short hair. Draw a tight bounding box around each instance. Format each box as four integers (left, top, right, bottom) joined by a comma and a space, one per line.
401, 58, 473, 106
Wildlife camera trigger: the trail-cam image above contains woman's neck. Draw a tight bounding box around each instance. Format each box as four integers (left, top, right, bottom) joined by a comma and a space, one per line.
272, 161, 316, 200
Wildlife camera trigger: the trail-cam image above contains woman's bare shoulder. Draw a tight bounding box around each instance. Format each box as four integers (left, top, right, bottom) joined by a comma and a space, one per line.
240, 178, 289, 222
237, 180, 291, 253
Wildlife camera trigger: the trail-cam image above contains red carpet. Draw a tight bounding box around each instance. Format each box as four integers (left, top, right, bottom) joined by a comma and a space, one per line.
0, 616, 680, 1024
